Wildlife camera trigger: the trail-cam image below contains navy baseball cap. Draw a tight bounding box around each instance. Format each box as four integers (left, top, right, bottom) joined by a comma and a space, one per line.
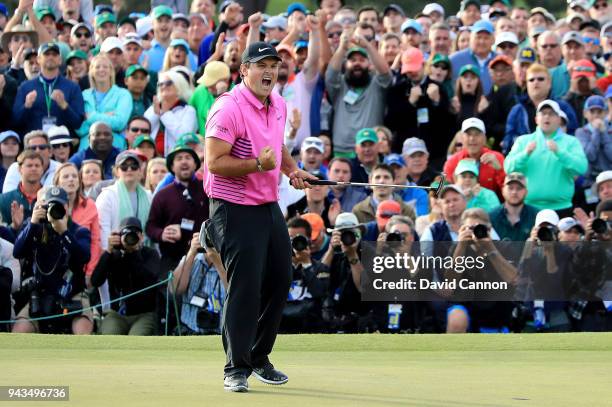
585, 95, 607, 111
383, 4, 405, 17
241, 41, 281, 63
218, 0, 235, 13
44, 186, 68, 206
518, 47, 536, 64
383, 154, 406, 168
119, 216, 142, 232
38, 42, 60, 55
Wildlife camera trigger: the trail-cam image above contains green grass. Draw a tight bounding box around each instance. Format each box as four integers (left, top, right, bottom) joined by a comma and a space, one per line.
1, 333, 611, 407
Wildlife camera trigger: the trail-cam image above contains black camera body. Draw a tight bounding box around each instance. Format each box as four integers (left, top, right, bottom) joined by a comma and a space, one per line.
537, 225, 557, 242
592, 218, 610, 235
341, 229, 357, 246
40, 202, 66, 222
113, 227, 140, 250
291, 234, 310, 252
471, 224, 489, 239
386, 232, 405, 242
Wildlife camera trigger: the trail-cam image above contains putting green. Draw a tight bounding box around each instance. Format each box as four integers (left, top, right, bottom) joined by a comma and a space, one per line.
0, 333, 611, 407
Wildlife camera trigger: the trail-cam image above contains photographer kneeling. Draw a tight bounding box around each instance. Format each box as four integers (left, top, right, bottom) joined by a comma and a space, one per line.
91, 217, 160, 336
172, 230, 227, 335
12, 187, 92, 334
281, 217, 330, 333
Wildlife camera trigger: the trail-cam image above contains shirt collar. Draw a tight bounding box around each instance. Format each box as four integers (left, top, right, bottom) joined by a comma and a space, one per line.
238, 82, 271, 111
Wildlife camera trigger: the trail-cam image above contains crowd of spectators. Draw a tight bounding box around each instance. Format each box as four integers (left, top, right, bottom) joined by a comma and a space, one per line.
0, 0, 611, 334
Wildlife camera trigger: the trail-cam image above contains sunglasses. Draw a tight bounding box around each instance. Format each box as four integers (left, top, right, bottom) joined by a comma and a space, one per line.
74, 31, 91, 39
583, 37, 601, 46
52, 142, 71, 149
157, 80, 174, 88
327, 31, 342, 38
119, 162, 140, 171
528, 76, 546, 82
594, 2, 609, 9
129, 126, 150, 133
26, 144, 50, 151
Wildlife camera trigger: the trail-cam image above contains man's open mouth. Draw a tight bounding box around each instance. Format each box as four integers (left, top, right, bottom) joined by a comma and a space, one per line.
262, 76, 272, 86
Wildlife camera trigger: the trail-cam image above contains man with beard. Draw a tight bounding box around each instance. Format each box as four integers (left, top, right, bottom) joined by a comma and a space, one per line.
326, 30, 391, 157
189, 60, 231, 135
146, 144, 208, 273
69, 122, 121, 180
385, 46, 453, 168
12, 42, 84, 136
144, 6, 174, 72
69, 22, 93, 54
489, 172, 538, 241
273, 14, 321, 150
199, 1, 243, 65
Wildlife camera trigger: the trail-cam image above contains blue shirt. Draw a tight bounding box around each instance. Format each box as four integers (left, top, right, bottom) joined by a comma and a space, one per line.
450, 49, 496, 94
144, 40, 167, 72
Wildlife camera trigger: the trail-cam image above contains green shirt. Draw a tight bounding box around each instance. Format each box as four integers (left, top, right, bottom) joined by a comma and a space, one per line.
189, 85, 216, 136
466, 186, 501, 212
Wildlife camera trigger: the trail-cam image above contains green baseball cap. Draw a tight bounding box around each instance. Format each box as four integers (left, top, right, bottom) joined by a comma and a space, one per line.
459, 64, 480, 77
35, 7, 55, 21
454, 159, 479, 177
66, 49, 88, 63
177, 132, 201, 146
346, 47, 368, 59
431, 53, 451, 68
166, 144, 201, 174
133, 134, 154, 148
355, 128, 378, 145
96, 12, 117, 28
153, 5, 173, 19
125, 64, 148, 78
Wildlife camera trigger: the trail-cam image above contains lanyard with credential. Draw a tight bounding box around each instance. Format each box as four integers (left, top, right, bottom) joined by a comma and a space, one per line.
39, 76, 58, 117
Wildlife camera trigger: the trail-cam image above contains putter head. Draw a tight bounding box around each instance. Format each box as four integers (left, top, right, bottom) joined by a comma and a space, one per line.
433, 174, 446, 198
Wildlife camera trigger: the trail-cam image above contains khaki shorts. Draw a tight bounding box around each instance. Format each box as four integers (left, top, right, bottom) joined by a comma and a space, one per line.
16, 292, 93, 333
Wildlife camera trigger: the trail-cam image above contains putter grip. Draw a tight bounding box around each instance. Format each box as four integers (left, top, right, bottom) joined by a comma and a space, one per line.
307, 179, 338, 186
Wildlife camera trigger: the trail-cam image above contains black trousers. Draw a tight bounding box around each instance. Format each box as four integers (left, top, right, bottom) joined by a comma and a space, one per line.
208, 198, 292, 377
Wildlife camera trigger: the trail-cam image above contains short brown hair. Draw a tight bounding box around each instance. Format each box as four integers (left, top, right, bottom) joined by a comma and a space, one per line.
17, 149, 44, 167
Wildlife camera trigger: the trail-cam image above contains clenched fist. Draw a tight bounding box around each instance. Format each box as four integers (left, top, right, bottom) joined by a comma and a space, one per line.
258, 146, 276, 171
51, 89, 68, 109
408, 85, 422, 105
25, 90, 37, 108
426, 83, 440, 103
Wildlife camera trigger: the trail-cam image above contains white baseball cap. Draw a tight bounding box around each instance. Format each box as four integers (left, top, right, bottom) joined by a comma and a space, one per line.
558, 217, 585, 233
461, 117, 486, 134
537, 99, 563, 116
535, 209, 560, 227
123, 33, 142, 48
301, 137, 325, 154
136, 15, 153, 38
423, 3, 444, 17
593, 170, 612, 195
494, 31, 519, 47
402, 137, 428, 156
101, 36, 123, 53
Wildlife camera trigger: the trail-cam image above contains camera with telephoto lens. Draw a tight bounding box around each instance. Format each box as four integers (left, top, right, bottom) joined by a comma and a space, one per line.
537, 225, 557, 241
591, 218, 610, 235
40, 202, 66, 222
386, 232, 405, 242
291, 234, 310, 252
470, 224, 489, 239
113, 227, 140, 250
341, 229, 357, 246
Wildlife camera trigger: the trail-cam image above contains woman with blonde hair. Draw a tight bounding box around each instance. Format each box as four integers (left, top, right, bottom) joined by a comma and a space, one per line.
161, 39, 192, 73
53, 162, 102, 285
144, 70, 197, 156
80, 159, 104, 198
76, 54, 133, 151
144, 158, 168, 193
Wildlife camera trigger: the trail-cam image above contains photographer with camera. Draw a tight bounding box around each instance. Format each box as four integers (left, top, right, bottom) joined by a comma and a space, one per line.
445, 208, 518, 333
321, 212, 371, 332
567, 200, 612, 331
12, 187, 92, 334
518, 209, 574, 331
172, 230, 227, 335
282, 217, 330, 333
91, 217, 160, 336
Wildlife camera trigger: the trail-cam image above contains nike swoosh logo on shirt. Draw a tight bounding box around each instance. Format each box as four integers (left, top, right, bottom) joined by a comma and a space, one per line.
258, 48, 269, 52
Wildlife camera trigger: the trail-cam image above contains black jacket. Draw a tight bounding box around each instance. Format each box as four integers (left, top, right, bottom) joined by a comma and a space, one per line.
91, 247, 160, 315
385, 74, 455, 164
480, 83, 520, 150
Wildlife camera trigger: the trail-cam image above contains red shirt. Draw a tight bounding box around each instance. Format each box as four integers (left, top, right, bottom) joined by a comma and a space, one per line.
18, 183, 39, 205
443, 147, 506, 198
596, 75, 612, 94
